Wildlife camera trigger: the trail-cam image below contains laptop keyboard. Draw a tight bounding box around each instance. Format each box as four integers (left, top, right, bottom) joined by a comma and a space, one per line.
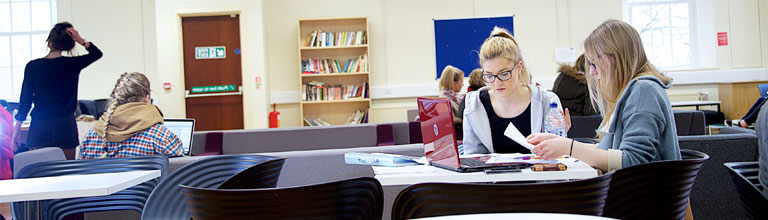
460, 158, 486, 167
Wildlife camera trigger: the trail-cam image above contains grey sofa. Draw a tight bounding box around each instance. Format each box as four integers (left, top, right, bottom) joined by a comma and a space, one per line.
188, 122, 417, 156
679, 127, 759, 220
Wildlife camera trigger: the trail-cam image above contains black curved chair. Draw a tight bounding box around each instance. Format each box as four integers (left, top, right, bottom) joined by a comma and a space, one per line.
141, 155, 285, 220
602, 149, 709, 220
11, 155, 168, 220
724, 162, 768, 220
180, 177, 383, 220
391, 173, 612, 220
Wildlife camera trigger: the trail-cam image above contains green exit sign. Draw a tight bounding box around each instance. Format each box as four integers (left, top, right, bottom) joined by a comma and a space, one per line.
195, 46, 226, 59
190, 84, 237, 93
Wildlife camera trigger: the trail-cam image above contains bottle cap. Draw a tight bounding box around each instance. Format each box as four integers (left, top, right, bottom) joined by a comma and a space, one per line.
549, 98, 559, 108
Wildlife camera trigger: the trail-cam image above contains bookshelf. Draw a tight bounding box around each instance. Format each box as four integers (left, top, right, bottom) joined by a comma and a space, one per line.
298, 17, 371, 126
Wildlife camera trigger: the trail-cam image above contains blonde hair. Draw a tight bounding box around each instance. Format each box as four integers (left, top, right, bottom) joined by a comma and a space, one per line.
468, 68, 485, 88
101, 72, 151, 150
479, 26, 530, 85
583, 20, 672, 130
439, 65, 464, 91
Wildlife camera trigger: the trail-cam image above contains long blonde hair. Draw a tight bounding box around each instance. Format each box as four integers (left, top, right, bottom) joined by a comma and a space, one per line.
101, 72, 151, 148
583, 20, 672, 129
478, 26, 530, 85
439, 65, 464, 91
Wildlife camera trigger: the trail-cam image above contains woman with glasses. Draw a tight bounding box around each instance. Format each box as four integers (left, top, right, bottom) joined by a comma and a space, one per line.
527, 20, 680, 172
462, 27, 565, 155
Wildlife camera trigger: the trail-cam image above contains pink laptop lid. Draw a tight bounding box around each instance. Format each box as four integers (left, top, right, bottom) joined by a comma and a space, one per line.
417, 97, 461, 169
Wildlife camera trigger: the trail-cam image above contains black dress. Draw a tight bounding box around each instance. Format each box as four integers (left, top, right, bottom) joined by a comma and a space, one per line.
479, 90, 531, 153
16, 43, 103, 148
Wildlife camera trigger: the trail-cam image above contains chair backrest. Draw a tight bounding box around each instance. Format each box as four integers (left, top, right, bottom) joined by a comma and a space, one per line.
11, 155, 168, 220
568, 115, 602, 138
141, 155, 284, 220
602, 149, 709, 220
673, 110, 706, 136
180, 177, 383, 220
391, 173, 612, 220
12, 147, 66, 177
724, 162, 768, 220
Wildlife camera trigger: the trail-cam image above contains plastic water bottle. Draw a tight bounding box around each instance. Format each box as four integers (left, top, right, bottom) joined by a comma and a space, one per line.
544, 98, 567, 137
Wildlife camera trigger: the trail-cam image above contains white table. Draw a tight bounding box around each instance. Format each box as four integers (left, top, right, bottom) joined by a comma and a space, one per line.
0, 170, 161, 219
373, 157, 598, 186
412, 213, 617, 220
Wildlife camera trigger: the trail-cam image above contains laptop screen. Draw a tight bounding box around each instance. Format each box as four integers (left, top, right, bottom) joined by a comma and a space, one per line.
163, 119, 195, 155
417, 97, 461, 169
759, 84, 768, 98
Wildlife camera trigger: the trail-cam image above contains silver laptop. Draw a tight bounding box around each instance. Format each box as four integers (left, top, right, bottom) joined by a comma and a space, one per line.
163, 119, 195, 156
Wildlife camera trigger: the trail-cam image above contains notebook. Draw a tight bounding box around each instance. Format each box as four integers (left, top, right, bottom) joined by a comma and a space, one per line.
759, 84, 768, 98
417, 97, 529, 172
163, 119, 195, 156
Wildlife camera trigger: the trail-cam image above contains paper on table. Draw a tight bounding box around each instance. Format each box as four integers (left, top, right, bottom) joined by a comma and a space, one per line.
503, 122, 535, 151
486, 154, 559, 164
372, 164, 436, 175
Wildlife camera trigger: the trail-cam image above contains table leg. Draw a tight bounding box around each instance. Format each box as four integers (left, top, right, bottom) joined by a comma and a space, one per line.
23, 201, 40, 220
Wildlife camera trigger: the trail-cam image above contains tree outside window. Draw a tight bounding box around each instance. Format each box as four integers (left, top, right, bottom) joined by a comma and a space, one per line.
625, 0, 697, 70
0, 0, 56, 101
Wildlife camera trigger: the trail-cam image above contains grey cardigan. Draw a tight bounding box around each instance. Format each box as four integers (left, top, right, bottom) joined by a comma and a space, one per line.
598, 76, 681, 169
462, 85, 562, 154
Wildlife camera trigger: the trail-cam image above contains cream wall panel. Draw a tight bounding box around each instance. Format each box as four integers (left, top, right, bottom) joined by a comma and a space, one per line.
567, 0, 621, 55
473, 0, 559, 79
729, 0, 762, 68
384, 0, 473, 86
154, 0, 268, 129
760, 0, 768, 67
371, 97, 419, 123
714, 0, 733, 69
58, 0, 147, 100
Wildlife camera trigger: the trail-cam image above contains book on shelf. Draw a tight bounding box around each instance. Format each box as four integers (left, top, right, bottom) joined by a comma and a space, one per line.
304, 117, 331, 126
304, 30, 367, 47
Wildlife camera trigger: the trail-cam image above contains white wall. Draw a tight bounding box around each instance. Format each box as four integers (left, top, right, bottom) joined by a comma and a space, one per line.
154, 0, 268, 129
57, 0, 157, 100
62, 0, 768, 128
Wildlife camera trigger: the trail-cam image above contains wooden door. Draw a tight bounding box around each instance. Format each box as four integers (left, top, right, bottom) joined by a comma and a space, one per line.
182, 15, 244, 131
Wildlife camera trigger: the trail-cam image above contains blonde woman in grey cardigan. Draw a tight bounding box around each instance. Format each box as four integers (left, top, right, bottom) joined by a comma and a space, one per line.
527, 20, 681, 172
462, 26, 566, 155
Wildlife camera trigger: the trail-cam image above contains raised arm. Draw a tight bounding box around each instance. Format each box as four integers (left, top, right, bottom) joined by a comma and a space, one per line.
66, 27, 103, 69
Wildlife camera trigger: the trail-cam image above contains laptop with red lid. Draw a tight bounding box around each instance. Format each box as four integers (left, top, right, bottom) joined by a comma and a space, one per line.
417, 97, 528, 172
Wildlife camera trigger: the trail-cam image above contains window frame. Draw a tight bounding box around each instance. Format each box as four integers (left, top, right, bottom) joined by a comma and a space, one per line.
0, 0, 57, 101
623, 0, 699, 70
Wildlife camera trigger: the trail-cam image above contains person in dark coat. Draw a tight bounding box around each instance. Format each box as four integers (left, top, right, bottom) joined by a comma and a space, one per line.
552, 54, 598, 116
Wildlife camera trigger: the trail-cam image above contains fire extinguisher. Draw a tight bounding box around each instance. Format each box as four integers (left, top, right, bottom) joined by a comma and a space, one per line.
269, 103, 280, 128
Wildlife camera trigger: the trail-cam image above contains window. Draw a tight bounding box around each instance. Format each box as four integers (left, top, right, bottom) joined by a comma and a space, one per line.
0, 0, 56, 101
624, 0, 697, 69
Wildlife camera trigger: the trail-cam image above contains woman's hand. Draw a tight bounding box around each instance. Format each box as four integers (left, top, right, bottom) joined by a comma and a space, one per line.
65, 27, 85, 45
526, 133, 559, 145
529, 135, 572, 160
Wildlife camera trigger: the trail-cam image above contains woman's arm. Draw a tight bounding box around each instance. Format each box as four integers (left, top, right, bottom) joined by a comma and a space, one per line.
528, 133, 612, 170
66, 28, 103, 69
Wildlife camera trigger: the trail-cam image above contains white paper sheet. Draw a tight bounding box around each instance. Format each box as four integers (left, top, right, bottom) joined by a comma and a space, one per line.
503, 122, 536, 151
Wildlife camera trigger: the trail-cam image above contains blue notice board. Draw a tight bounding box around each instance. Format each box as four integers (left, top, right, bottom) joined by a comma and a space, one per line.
434, 16, 514, 79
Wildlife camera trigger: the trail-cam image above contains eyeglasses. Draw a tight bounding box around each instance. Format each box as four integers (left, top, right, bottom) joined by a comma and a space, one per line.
587, 54, 610, 71
482, 63, 519, 83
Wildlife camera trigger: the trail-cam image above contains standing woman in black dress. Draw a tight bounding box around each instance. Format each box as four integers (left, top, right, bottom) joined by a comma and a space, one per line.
11, 22, 103, 160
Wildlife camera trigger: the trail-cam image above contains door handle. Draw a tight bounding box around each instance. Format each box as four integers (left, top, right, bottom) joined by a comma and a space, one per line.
185, 86, 242, 98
